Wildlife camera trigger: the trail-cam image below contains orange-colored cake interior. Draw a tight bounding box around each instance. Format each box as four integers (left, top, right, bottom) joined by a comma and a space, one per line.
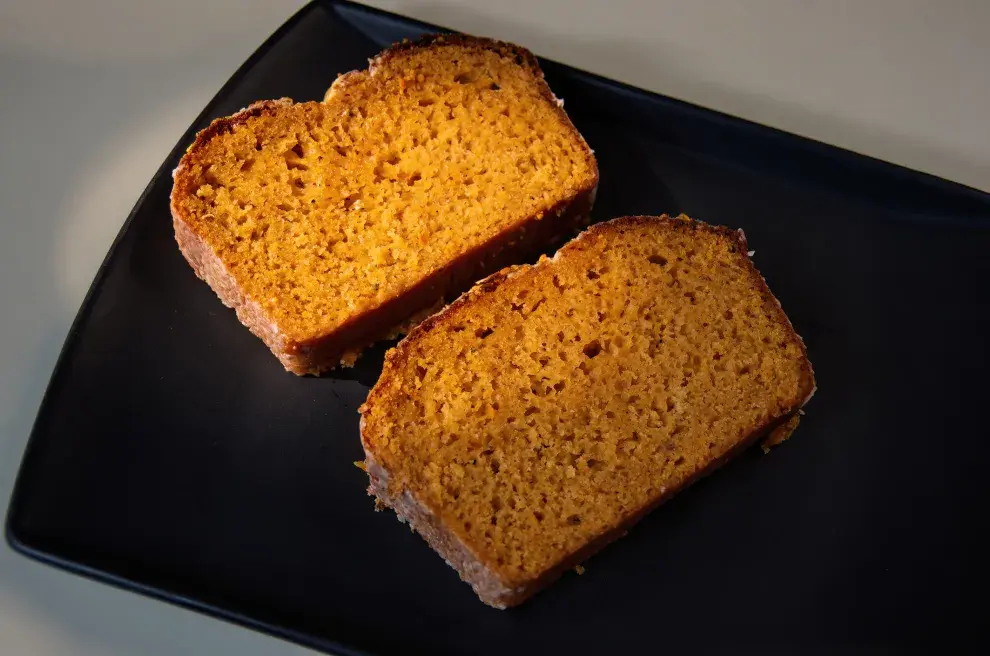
363, 218, 812, 583
172, 42, 596, 342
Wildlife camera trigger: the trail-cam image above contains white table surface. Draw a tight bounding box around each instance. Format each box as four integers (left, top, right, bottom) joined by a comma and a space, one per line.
1, 1, 987, 653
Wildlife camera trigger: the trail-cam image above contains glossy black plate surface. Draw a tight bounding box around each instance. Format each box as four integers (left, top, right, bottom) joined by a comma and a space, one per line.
7, 1, 989, 653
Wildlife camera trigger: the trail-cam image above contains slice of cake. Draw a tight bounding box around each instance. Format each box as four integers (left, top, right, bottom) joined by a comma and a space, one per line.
170, 35, 598, 374
359, 215, 815, 608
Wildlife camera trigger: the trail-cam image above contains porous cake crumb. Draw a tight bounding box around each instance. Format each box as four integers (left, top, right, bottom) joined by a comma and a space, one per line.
360, 215, 815, 607
171, 35, 597, 374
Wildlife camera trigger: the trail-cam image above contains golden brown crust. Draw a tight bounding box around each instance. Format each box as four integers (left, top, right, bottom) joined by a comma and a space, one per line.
375, 34, 542, 74
360, 214, 815, 607
170, 37, 599, 375
177, 99, 292, 174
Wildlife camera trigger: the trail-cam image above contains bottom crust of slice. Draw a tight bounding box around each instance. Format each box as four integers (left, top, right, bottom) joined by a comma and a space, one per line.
365, 406, 809, 609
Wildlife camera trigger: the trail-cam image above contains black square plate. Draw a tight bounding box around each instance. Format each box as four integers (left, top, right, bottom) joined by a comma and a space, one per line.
7, 1, 989, 654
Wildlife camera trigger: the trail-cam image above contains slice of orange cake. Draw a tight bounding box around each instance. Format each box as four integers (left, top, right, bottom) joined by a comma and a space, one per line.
359, 215, 815, 607
171, 35, 598, 374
